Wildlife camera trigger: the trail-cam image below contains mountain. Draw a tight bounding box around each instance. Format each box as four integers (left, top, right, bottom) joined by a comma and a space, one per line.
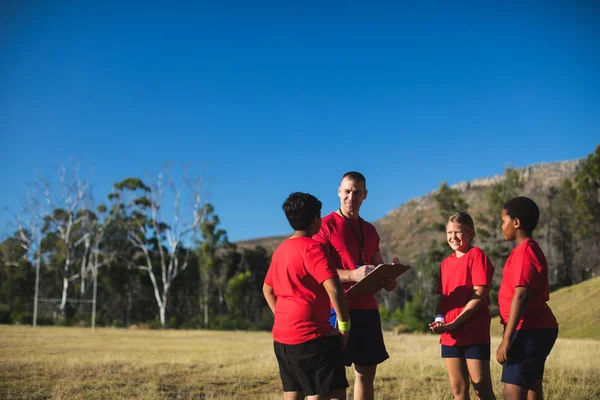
237, 159, 582, 264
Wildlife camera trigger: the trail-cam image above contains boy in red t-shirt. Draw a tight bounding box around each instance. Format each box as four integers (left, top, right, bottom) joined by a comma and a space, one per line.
497, 197, 558, 400
429, 212, 495, 400
263, 192, 351, 400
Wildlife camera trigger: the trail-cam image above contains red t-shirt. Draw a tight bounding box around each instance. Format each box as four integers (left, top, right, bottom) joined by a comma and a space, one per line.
313, 212, 380, 310
437, 247, 494, 346
498, 239, 558, 330
264, 237, 338, 345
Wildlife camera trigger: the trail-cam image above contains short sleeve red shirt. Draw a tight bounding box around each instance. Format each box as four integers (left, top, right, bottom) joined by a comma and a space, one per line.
437, 247, 494, 346
498, 239, 558, 330
312, 212, 380, 310
264, 237, 338, 345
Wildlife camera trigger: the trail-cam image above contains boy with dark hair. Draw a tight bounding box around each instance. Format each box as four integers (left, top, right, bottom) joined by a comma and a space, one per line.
497, 196, 558, 400
264, 192, 351, 400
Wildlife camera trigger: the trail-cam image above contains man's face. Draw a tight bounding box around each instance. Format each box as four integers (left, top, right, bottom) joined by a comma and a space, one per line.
338, 177, 367, 216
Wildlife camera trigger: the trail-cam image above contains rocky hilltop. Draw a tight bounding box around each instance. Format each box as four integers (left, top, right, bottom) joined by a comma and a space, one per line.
238, 159, 582, 262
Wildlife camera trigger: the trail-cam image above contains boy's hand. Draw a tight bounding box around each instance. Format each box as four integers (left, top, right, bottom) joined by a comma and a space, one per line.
496, 340, 511, 364
351, 265, 375, 282
339, 330, 349, 349
326, 329, 349, 349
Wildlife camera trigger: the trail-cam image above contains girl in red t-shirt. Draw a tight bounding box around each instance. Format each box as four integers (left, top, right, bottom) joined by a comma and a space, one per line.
429, 212, 495, 400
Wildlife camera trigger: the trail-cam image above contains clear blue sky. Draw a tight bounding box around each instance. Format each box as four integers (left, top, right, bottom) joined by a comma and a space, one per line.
1, 2, 599, 242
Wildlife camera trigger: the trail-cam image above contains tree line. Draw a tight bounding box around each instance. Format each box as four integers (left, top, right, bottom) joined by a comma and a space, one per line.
1, 146, 598, 331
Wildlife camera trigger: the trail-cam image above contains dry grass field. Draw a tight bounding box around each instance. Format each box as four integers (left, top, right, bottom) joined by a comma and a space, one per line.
1, 326, 598, 399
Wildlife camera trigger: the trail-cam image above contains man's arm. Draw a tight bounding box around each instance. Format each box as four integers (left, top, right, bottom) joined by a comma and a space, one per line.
262, 283, 276, 314
496, 286, 530, 364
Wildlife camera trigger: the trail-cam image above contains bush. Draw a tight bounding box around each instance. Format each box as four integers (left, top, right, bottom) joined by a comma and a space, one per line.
0, 304, 11, 324
112, 319, 125, 328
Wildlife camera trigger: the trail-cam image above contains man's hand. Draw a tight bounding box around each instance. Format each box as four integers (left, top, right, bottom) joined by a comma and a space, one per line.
382, 278, 397, 291
351, 265, 375, 282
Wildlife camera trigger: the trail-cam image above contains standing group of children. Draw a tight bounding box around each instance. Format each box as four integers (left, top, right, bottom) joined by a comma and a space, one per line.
263, 171, 557, 400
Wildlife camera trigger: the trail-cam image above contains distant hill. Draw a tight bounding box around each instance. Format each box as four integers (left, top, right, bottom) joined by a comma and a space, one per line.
491, 276, 600, 339
236, 159, 582, 263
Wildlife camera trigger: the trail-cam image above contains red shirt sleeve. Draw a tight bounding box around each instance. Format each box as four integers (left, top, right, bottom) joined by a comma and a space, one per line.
516, 244, 541, 288
312, 221, 330, 247
469, 249, 493, 287
304, 243, 337, 284
264, 262, 274, 286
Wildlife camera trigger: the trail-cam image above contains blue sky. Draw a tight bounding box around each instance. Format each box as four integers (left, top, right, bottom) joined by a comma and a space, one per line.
1, 2, 599, 242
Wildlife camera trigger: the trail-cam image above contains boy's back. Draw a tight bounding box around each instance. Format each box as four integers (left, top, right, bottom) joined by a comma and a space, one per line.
266, 237, 337, 345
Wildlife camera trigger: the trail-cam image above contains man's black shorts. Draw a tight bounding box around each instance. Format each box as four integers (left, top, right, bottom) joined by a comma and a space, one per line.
274, 335, 348, 395
341, 309, 389, 367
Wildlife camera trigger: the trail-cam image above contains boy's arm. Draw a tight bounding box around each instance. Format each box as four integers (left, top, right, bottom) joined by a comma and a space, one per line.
322, 277, 351, 346
438, 286, 488, 332
496, 286, 530, 364
262, 283, 276, 314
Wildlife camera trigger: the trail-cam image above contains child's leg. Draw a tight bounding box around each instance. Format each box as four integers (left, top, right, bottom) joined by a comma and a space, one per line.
527, 380, 543, 400
503, 383, 527, 400
284, 391, 304, 400
465, 359, 495, 400
444, 357, 471, 400
306, 388, 346, 400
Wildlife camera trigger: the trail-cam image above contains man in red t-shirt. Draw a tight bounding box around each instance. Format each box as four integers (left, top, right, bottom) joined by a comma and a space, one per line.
263, 192, 350, 400
313, 171, 398, 400
497, 197, 558, 400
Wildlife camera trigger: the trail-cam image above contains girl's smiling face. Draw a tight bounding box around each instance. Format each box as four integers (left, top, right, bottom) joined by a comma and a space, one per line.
446, 222, 473, 253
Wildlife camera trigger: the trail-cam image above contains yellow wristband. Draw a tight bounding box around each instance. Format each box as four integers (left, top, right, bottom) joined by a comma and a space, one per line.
337, 319, 351, 332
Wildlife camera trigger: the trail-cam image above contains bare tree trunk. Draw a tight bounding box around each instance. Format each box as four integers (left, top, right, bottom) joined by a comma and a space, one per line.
91, 261, 98, 330
59, 254, 71, 314
33, 243, 41, 328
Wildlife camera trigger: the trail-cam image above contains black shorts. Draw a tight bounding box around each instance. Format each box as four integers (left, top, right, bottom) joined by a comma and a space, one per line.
274, 335, 348, 395
441, 343, 491, 360
501, 328, 558, 389
341, 309, 389, 367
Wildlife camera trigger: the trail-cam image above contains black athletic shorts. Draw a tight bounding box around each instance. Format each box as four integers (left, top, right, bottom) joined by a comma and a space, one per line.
341, 309, 389, 367
274, 335, 348, 395
441, 343, 491, 360
501, 327, 558, 389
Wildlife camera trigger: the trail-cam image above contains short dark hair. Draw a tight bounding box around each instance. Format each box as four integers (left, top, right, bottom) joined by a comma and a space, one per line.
282, 192, 322, 231
342, 171, 366, 188
503, 196, 540, 234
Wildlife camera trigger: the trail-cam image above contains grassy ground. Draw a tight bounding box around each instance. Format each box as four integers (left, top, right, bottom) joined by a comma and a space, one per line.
1, 326, 598, 399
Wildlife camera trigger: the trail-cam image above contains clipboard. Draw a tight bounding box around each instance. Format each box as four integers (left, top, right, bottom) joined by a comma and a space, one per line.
345, 263, 411, 296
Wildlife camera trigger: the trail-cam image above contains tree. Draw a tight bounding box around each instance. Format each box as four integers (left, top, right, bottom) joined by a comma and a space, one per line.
41, 162, 92, 317
113, 169, 204, 327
